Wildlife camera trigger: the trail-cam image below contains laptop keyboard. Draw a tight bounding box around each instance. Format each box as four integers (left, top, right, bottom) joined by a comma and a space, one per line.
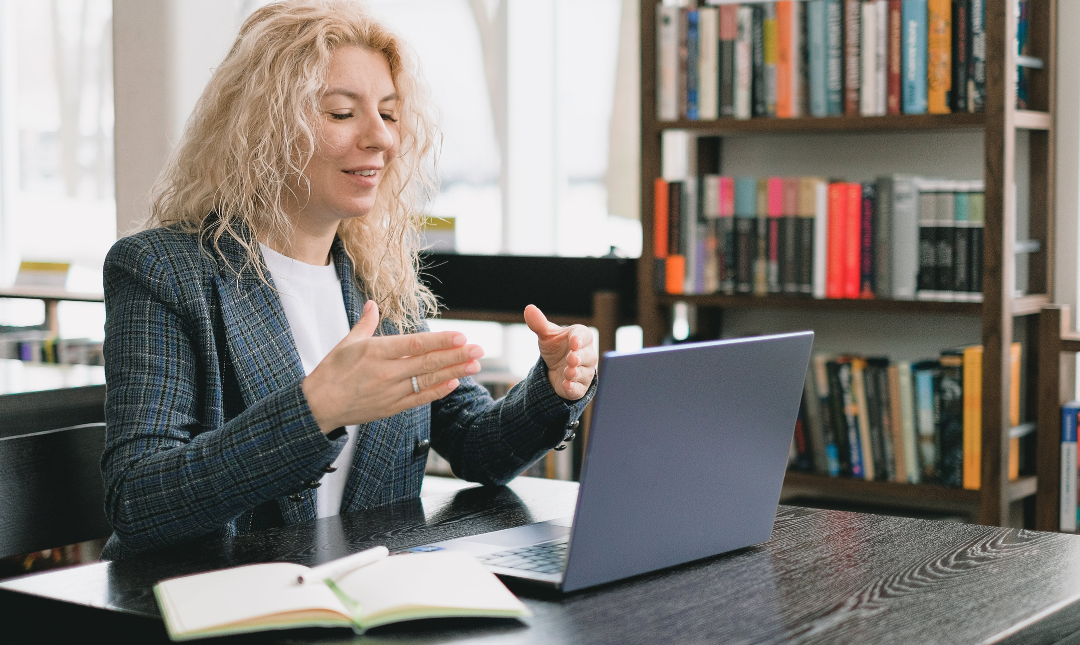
476, 537, 569, 575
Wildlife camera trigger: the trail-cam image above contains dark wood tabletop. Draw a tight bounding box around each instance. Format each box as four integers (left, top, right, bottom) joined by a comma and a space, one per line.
3, 476, 1080, 644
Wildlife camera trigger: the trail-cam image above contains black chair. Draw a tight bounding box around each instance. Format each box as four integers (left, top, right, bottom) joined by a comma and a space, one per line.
0, 423, 112, 559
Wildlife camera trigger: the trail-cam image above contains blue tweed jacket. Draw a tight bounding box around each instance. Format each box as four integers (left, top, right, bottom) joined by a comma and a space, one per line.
100, 227, 593, 560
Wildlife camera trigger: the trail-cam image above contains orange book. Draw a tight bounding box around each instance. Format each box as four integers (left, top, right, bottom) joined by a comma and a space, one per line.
1009, 342, 1021, 480
927, 0, 952, 114
962, 345, 983, 490
775, 1, 794, 118
665, 255, 686, 294
654, 178, 669, 260
843, 182, 862, 299
826, 183, 846, 299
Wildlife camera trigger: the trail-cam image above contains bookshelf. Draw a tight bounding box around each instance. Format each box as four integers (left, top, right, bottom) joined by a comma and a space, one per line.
638, 0, 1056, 527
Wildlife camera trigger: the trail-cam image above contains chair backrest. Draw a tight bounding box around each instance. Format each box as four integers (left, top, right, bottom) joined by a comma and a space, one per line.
0, 423, 111, 558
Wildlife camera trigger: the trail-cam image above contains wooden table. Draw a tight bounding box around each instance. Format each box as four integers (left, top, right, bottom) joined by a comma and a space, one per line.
3, 477, 1080, 644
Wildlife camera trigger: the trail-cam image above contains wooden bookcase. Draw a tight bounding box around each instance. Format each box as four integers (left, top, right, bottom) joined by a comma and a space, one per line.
638, 0, 1056, 527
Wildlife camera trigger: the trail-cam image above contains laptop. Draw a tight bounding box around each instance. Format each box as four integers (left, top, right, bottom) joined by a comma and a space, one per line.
417, 331, 814, 593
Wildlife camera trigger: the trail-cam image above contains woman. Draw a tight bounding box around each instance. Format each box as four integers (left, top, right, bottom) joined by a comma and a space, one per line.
100, 0, 597, 560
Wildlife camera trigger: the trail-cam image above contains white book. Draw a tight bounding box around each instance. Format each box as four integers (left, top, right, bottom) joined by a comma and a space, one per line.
875, 0, 888, 115
889, 175, 919, 300
1062, 402, 1079, 532
812, 179, 829, 299
661, 130, 690, 181
657, 5, 680, 121
859, 1, 876, 116
896, 361, 920, 484
734, 6, 753, 119
154, 551, 529, 641
698, 7, 720, 120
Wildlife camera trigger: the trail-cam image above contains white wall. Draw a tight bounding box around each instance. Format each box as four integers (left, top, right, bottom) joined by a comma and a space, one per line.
0, 0, 17, 284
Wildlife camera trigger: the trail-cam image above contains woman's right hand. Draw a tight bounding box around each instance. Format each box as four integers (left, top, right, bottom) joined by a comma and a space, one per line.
302, 300, 484, 433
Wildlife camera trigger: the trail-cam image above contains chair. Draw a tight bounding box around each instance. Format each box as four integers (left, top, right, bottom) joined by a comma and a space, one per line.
0, 423, 112, 558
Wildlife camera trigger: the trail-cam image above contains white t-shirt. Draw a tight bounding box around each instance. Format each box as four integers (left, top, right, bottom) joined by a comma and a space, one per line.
259, 243, 358, 519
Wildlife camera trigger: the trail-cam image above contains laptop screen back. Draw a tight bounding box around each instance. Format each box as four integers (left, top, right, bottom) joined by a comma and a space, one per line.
561, 332, 813, 592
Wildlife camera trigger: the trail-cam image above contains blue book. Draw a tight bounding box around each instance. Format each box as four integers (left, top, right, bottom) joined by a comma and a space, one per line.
837, 361, 864, 478
807, 0, 827, 117
1063, 402, 1080, 531
913, 361, 939, 482
824, 0, 843, 115
686, 10, 700, 120
902, 0, 928, 114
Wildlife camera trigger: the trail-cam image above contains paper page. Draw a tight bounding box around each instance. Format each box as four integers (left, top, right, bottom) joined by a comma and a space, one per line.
333, 551, 529, 627
156, 562, 351, 635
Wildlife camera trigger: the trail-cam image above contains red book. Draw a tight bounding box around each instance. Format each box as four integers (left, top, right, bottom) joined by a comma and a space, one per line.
826, 183, 847, 299
843, 182, 862, 299
887, 0, 902, 115
767, 178, 784, 293
654, 178, 669, 259
665, 255, 686, 294
719, 177, 735, 216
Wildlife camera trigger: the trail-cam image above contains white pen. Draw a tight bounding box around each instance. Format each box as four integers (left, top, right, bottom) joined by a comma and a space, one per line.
296, 545, 390, 585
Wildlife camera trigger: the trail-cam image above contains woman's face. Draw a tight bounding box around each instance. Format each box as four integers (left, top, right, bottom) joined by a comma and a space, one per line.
295, 46, 400, 227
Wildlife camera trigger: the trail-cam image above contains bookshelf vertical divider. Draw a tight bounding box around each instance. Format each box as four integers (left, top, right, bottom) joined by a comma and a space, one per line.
636, 0, 1056, 527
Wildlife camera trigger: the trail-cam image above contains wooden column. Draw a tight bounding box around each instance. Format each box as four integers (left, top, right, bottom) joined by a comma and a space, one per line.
639, 0, 663, 347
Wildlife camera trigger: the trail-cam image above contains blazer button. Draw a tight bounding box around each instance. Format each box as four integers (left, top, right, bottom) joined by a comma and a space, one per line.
322, 465, 337, 474
568, 419, 580, 430
288, 492, 304, 502
554, 443, 569, 452
414, 438, 431, 457
565, 432, 577, 443
307, 480, 322, 489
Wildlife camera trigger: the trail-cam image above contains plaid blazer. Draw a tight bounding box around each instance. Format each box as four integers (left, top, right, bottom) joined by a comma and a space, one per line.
100, 227, 593, 560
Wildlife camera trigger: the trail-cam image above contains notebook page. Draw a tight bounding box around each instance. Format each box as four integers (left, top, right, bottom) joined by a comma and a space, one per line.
333, 551, 529, 625
156, 562, 350, 634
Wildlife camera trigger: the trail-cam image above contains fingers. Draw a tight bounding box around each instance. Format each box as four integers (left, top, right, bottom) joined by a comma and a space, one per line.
401, 377, 462, 410
396, 343, 484, 382
524, 304, 561, 338
374, 329, 468, 359
413, 358, 482, 390
342, 300, 381, 344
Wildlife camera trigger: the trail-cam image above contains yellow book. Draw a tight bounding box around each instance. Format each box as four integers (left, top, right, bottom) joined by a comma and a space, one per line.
1009, 342, 1022, 480
154, 551, 529, 641
962, 346, 983, 490
927, 0, 952, 114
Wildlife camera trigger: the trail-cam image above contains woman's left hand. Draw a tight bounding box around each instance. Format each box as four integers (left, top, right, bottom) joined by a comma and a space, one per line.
524, 304, 598, 401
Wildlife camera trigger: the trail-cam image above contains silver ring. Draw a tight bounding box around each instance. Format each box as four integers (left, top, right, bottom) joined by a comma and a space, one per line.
411, 376, 420, 394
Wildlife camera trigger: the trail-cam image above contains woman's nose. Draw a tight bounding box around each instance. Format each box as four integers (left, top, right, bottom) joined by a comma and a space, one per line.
358, 111, 394, 152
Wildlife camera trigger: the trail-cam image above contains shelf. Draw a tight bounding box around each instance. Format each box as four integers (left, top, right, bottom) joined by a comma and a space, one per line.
648, 112, 985, 136
783, 471, 1037, 507
0, 288, 104, 304
657, 293, 982, 315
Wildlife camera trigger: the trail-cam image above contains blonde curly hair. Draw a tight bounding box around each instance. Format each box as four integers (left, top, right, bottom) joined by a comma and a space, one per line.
146, 0, 438, 331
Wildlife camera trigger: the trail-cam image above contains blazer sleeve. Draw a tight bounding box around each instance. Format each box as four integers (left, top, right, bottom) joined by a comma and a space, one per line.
100, 235, 342, 555
427, 322, 597, 486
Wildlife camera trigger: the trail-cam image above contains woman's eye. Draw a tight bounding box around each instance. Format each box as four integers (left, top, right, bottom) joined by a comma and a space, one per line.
329, 112, 352, 121
381, 113, 398, 123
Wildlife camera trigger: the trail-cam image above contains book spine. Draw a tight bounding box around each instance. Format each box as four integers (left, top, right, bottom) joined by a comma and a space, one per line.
914, 362, 940, 482
654, 178, 669, 261
698, 8, 719, 121
844, 182, 862, 299
826, 183, 846, 298
962, 345, 983, 490
902, 0, 928, 114
950, 0, 969, 112
736, 6, 754, 119
872, 363, 896, 481
860, 182, 875, 298
969, 191, 984, 300
764, 3, 779, 117
969, 0, 985, 112
937, 353, 964, 488
783, 177, 801, 293
875, 0, 888, 115
897, 360, 920, 483
797, 178, 817, 295
667, 180, 684, 294
719, 5, 738, 118
888, 363, 906, 481
720, 176, 737, 294
808, 0, 829, 117
665, 255, 686, 295
860, 1, 877, 116
917, 189, 938, 299
754, 179, 770, 295
752, 6, 768, 118
768, 177, 784, 293
927, 0, 952, 114
776, 1, 795, 118
874, 176, 893, 297
838, 361, 865, 478
844, 0, 862, 115
793, 0, 806, 118
1016, 0, 1029, 110
814, 356, 842, 476
826, 360, 853, 475
678, 8, 689, 119
813, 180, 829, 298
826, 0, 844, 115
686, 10, 700, 120
852, 358, 876, 480
735, 177, 758, 293
803, 366, 830, 473
684, 178, 700, 293
657, 6, 680, 121
1062, 402, 1080, 532
891, 176, 919, 299
887, 0, 903, 114
953, 191, 971, 297
935, 190, 956, 300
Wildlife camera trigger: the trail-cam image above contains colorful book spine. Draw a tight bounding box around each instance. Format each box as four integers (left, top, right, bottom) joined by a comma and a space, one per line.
654, 178, 669, 293
860, 0, 877, 116
719, 176, 737, 294
851, 358, 876, 480
843, 182, 862, 299
1062, 402, 1079, 532
826, 182, 847, 298
808, 0, 829, 117
950, 0, 969, 112
838, 359, 865, 478
826, 0, 844, 114
859, 182, 875, 298
901, 0, 928, 114
844, 0, 862, 115
776, 1, 796, 119
698, 7, 719, 120
968, 0, 985, 112
926, 0, 952, 114
656, 6, 679, 121
734, 177, 758, 293
719, 5, 738, 118
814, 355, 842, 476
916, 185, 939, 299
897, 360, 920, 483
798, 177, 822, 295
767, 177, 784, 293
735, 6, 754, 120
938, 350, 964, 488
763, 4, 779, 117
813, 179, 829, 298
962, 345, 983, 490
666, 180, 685, 295
685, 10, 700, 120
887, 0, 903, 115
782, 177, 801, 293
913, 360, 939, 482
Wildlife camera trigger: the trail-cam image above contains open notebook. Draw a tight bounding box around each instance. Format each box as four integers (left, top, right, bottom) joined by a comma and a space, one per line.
154, 551, 530, 641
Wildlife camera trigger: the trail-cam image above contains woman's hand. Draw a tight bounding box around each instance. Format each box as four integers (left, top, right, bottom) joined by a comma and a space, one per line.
524, 304, 598, 401
302, 301, 485, 433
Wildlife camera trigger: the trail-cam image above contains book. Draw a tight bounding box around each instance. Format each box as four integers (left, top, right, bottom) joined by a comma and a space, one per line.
843, 182, 862, 299
767, 177, 784, 294
874, 176, 894, 297
154, 550, 530, 641
719, 176, 737, 294
808, 0, 829, 116
735, 177, 758, 293
844, 0, 862, 115
896, 360, 920, 483
755, 178, 771, 295
798, 177, 823, 296
860, 0, 877, 116
916, 184, 939, 299
871, 358, 897, 481
937, 349, 964, 487
968, 190, 985, 300
685, 10, 700, 119
968, 0, 985, 112
913, 360, 940, 482
811, 178, 829, 298
950, 0, 969, 112
763, 3, 779, 117
833, 358, 863, 477
776, 1, 802, 119
751, 5, 768, 118
803, 362, 832, 474
859, 182, 875, 298
902, 0, 928, 114
826, 0, 844, 114
813, 354, 843, 476
887, 363, 906, 481
735, 5, 754, 119
782, 177, 801, 293
875, 0, 888, 115
887, 0, 902, 114
719, 5, 738, 117
888, 175, 920, 299
698, 7, 719, 120
851, 357, 876, 480
962, 345, 983, 490
1062, 401, 1080, 532
656, 5, 680, 121
926, 0, 952, 114
934, 188, 956, 299
826, 182, 847, 299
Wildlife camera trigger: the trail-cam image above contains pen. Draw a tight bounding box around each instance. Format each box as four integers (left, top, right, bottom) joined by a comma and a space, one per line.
296, 545, 389, 585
